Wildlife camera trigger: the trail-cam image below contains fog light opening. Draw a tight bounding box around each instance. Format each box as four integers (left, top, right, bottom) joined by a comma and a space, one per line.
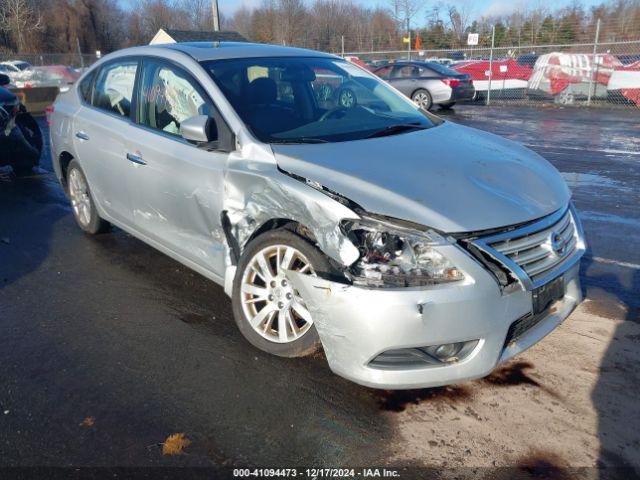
425, 340, 479, 363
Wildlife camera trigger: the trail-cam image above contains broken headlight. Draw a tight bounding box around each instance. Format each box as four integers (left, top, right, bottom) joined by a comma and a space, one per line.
340, 215, 464, 288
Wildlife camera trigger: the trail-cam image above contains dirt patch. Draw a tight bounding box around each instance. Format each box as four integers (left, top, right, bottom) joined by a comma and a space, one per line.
372, 385, 472, 413
483, 361, 540, 387
516, 451, 569, 480
583, 298, 629, 322
482, 361, 561, 399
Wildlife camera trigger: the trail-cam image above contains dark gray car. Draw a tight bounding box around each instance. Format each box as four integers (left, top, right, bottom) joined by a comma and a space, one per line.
373, 61, 475, 110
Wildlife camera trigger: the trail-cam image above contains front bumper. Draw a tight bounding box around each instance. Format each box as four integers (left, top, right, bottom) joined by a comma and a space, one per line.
288, 244, 582, 390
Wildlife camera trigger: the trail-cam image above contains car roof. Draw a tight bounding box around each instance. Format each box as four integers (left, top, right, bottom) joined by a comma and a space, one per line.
115, 42, 337, 62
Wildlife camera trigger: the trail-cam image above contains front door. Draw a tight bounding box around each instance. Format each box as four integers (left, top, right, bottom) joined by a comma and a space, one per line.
125, 58, 230, 276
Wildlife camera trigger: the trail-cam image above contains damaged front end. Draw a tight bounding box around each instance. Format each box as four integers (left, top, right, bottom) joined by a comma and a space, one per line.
219, 150, 362, 294
339, 214, 465, 288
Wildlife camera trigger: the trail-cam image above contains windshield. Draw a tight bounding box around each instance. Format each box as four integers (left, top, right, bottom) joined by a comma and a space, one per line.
201, 56, 438, 143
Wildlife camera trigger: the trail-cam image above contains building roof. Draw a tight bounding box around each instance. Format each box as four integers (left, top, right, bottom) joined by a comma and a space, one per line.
163, 29, 248, 43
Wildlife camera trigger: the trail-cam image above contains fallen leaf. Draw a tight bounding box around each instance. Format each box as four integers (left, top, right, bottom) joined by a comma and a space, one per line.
162, 432, 192, 456
80, 417, 95, 426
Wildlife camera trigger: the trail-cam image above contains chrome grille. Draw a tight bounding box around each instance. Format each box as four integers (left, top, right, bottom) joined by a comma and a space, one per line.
471, 206, 585, 290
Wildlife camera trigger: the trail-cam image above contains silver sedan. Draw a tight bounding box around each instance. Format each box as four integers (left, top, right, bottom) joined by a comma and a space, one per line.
49, 42, 585, 389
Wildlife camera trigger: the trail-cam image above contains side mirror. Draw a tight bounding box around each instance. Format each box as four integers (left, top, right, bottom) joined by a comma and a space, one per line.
0, 74, 10, 87
180, 115, 216, 144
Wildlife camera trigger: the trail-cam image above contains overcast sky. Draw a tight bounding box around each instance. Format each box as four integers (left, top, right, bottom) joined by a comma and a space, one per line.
118, 0, 606, 20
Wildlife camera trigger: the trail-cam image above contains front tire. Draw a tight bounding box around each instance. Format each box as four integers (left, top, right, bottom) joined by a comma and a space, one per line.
411, 89, 433, 110
66, 160, 110, 234
232, 228, 332, 358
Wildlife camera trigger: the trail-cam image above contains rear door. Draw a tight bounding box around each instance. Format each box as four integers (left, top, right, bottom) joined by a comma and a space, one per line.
389, 65, 419, 96
72, 58, 139, 225
124, 57, 231, 276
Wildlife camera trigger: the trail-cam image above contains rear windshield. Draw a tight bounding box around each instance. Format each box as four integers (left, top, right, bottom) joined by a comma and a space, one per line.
201, 56, 437, 144
423, 62, 460, 76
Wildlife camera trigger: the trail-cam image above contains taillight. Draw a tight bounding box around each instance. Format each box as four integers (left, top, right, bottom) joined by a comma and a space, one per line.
45, 104, 54, 127
441, 78, 461, 87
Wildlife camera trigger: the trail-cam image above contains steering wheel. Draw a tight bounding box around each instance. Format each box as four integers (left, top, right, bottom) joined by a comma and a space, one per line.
318, 107, 350, 122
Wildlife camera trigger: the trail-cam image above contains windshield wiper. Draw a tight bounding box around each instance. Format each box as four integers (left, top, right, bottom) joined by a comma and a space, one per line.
366, 123, 429, 139
270, 137, 329, 144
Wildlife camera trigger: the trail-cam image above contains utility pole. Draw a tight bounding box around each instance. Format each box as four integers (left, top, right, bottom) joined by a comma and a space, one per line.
76, 37, 84, 69
407, 18, 411, 60
212, 0, 220, 32
486, 25, 495, 106
587, 18, 601, 106
341, 35, 345, 58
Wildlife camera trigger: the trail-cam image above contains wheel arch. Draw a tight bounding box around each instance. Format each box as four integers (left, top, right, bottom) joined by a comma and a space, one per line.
244, 218, 318, 252
58, 151, 75, 190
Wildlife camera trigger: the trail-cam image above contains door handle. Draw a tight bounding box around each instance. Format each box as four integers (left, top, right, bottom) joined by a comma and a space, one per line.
126, 153, 146, 165
75, 131, 89, 141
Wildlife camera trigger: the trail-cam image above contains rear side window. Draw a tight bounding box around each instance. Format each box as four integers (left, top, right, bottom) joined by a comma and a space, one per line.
417, 67, 437, 77
393, 66, 418, 78
92, 60, 138, 117
78, 70, 95, 103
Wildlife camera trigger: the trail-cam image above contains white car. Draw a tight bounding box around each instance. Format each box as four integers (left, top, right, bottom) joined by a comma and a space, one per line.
0, 60, 32, 73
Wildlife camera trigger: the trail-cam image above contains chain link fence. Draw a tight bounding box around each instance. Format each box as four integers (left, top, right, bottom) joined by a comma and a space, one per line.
2, 40, 639, 108
340, 39, 640, 108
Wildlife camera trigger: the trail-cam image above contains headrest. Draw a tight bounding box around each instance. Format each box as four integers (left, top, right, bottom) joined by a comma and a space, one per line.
248, 77, 277, 105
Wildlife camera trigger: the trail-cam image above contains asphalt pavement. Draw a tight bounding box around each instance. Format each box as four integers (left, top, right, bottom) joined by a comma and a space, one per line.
1, 105, 638, 476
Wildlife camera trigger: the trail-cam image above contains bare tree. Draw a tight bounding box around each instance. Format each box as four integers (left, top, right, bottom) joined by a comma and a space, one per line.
447, 3, 472, 46
275, 0, 307, 46
389, 0, 421, 30
0, 0, 42, 51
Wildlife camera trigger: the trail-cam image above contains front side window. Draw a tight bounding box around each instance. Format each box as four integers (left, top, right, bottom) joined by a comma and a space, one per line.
92, 60, 137, 117
374, 65, 393, 79
202, 56, 436, 143
138, 59, 213, 136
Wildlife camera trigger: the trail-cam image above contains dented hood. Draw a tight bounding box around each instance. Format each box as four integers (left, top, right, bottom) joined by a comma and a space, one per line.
272, 122, 570, 233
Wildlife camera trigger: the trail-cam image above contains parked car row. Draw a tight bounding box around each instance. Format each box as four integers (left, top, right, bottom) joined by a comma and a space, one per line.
371, 61, 475, 110
348, 52, 640, 107
0, 60, 82, 88
450, 52, 640, 106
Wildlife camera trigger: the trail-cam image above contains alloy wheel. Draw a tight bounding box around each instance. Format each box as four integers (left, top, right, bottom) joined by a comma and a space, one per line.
240, 245, 315, 344
68, 169, 92, 227
339, 89, 356, 108
413, 91, 432, 109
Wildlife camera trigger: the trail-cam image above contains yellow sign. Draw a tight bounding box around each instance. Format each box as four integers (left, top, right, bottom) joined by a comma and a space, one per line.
402, 37, 410, 43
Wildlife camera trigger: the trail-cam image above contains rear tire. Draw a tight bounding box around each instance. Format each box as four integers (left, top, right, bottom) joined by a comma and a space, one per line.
411, 89, 433, 111
66, 160, 110, 234
232, 228, 334, 358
